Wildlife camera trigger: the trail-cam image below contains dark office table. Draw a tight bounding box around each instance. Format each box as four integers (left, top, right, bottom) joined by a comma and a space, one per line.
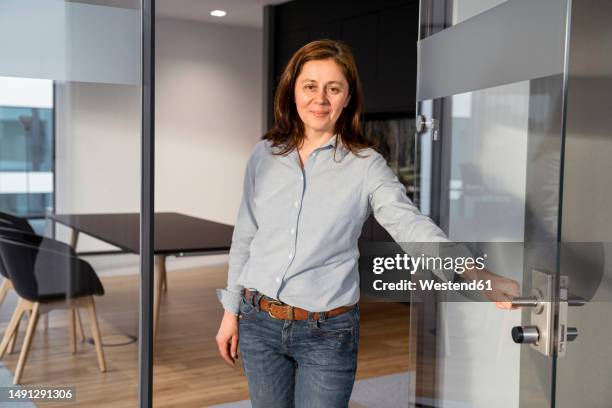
48, 212, 233, 337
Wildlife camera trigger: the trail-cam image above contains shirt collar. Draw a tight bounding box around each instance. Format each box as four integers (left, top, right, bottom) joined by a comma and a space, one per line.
272, 134, 351, 161
320, 134, 350, 161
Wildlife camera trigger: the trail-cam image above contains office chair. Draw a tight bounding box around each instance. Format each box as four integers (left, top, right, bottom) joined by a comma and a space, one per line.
0, 212, 87, 344
0, 228, 106, 384
0, 212, 38, 354
0, 212, 36, 302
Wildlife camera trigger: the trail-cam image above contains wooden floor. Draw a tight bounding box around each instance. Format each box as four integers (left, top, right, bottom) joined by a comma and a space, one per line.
0, 265, 411, 407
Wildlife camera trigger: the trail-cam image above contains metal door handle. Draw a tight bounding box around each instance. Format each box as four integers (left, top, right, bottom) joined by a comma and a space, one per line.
511, 291, 544, 314
511, 296, 539, 308
415, 115, 439, 141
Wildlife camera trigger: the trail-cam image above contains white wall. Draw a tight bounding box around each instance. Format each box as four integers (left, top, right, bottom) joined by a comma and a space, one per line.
155, 17, 263, 223
55, 17, 263, 261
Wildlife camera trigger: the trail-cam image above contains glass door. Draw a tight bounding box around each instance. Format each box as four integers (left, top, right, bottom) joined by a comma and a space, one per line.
411, 0, 571, 407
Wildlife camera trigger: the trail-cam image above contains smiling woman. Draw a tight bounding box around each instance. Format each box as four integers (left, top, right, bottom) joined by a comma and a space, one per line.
262, 40, 372, 158
214, 39, 520, 408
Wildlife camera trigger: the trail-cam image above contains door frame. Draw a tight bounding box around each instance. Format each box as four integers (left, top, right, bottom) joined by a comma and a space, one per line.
139, 0, 155, 406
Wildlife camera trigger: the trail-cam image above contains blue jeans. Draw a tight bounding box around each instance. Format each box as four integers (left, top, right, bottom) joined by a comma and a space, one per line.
238, 291, 360, 408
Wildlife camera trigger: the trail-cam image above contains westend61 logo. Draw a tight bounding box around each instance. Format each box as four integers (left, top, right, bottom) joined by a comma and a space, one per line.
371, 253, 487, 275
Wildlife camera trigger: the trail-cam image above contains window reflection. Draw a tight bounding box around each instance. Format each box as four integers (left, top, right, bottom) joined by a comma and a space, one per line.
0, 77, 54, 233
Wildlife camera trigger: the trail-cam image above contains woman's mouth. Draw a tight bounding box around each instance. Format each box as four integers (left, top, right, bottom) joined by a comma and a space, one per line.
311, 111, 329, 118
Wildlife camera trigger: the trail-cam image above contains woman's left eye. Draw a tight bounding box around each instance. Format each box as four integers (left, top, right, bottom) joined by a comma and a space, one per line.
329, 88, 340, 94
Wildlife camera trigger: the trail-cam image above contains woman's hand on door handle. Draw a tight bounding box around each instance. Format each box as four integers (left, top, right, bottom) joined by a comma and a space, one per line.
463, 267, 521, 309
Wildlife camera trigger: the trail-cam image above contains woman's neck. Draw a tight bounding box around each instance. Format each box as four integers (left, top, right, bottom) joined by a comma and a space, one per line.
301, 129, 334, 150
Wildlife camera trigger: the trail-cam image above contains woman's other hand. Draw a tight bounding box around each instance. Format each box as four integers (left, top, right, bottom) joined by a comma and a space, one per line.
216, 310, 240, 366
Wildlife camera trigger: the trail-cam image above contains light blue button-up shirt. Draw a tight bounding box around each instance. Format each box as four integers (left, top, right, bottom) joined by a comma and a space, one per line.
216, 134, 456, 315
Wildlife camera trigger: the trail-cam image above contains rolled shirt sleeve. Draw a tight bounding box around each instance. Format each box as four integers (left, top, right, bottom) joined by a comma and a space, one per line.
216, 155, 258, 315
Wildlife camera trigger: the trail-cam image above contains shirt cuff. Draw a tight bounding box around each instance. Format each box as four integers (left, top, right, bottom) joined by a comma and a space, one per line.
216, 288, 242, 316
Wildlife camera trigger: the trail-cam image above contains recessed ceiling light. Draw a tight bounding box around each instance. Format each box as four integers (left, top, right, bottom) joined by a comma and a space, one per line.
210, 10, 227, 17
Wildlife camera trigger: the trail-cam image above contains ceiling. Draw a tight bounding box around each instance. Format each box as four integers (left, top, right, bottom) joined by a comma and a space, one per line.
157, 0, 288, 28
68, 0, 288, 28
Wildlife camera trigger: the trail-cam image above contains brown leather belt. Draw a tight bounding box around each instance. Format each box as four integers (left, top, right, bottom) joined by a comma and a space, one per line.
244, 289, 355, 321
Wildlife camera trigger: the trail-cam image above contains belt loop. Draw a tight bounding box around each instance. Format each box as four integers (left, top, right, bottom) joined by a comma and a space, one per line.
307, 311, 316, 328
254, 292, 261, 312
318, 311, 326, 322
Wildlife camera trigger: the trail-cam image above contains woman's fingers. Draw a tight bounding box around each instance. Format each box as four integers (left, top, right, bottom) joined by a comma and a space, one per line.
216, 326, 237, 366
217, 336, 235, 366
495, 300, 514, 309
216, 312, 240, 366
231, 334, 239, 359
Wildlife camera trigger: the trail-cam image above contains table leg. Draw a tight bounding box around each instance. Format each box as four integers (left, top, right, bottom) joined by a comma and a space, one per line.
153, 255, 166, 341
68, 229, 85, 339
69, 229, 79, 250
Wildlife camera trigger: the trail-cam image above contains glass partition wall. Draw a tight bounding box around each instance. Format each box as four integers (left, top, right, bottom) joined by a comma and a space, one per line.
0, 1, 150, 406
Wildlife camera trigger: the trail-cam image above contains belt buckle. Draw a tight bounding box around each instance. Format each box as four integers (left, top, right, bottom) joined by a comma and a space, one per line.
267, 300, 294, 320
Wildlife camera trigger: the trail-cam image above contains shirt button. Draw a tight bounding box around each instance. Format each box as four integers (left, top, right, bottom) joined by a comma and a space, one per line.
300, 175, 304, 181
294, 201, 299, 208
288, 253, 293, 259
275, 277, 281, 283
290, 228, 295, 234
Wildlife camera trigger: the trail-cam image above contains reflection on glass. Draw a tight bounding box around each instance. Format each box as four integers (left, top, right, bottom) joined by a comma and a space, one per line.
417, 100, 433, 216
451, 0, 508, 25
448, 81, 530, 242
0, 78, 54, 229
364, 117, 416, 196
420, 0, 508, 39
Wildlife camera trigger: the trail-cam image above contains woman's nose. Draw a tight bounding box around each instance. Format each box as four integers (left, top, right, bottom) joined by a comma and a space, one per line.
314, 88, 328, 104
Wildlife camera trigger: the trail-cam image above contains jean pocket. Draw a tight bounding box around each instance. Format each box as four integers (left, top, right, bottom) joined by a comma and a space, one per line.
238, 296, 258, 320
310, 309, 358, 347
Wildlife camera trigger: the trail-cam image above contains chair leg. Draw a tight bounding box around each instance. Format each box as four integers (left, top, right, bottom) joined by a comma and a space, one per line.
13, 301, 38, 384
161, 270, 168, 292
83, 297, 106, 372
0, 279, 14, 353
69, 309, 76, 354
43, 313, 49, 331
7, 318, 20, 354
0, 299, 26, 359
75, 307, 86, 342
0, 278, 12, 307
153, 255, 166, 339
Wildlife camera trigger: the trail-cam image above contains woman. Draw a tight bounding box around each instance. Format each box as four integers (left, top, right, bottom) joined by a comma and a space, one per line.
216, 39, 519, 408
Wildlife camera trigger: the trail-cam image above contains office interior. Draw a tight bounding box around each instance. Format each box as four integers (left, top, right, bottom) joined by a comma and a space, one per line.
0, 0, 611, 407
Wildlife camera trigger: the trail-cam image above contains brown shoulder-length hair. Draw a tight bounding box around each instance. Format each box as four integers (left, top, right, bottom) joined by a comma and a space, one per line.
263, 39, 374, 156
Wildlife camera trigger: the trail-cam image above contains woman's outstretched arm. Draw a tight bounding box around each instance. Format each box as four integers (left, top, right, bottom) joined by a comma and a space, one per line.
364, 150, 520, 308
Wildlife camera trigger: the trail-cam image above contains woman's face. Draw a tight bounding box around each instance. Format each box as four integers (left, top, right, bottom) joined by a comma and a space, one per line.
294, 58, 350, 138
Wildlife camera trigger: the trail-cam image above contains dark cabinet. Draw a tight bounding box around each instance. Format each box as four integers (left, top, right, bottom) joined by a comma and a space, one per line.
269, 0, 419, 115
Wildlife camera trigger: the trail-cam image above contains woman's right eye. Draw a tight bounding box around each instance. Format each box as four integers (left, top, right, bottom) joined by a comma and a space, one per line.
305, 85, 316, 91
